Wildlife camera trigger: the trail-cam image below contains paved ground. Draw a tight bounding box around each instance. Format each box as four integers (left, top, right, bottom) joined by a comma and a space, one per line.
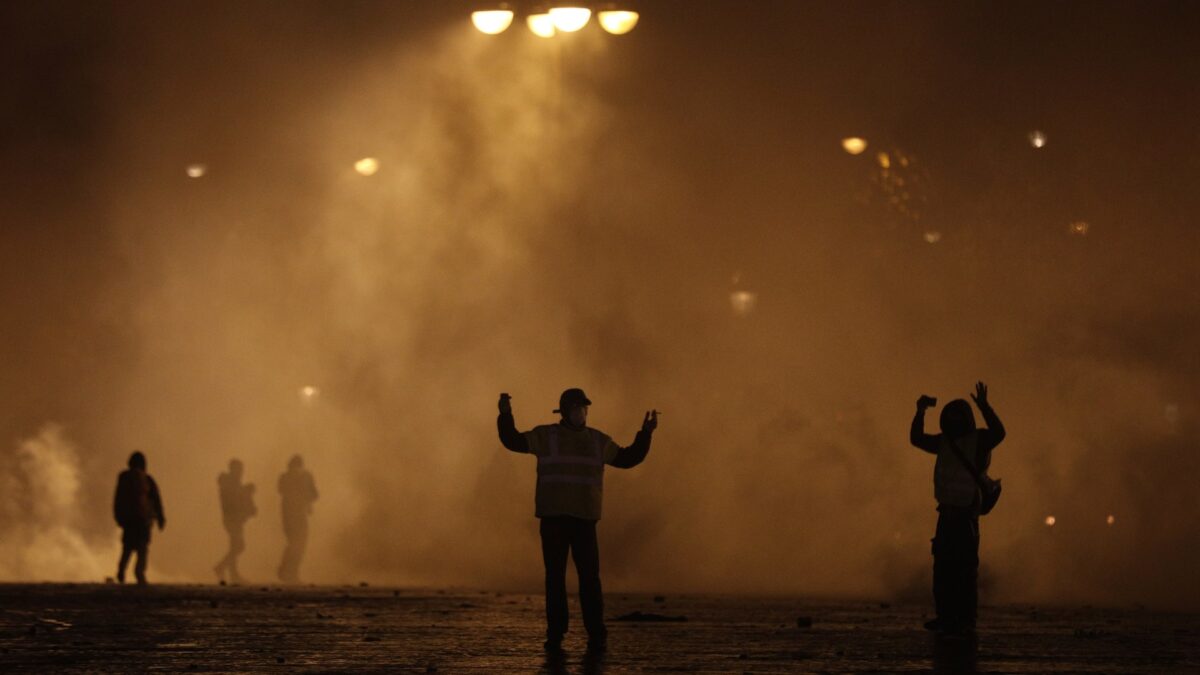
0, 583, 1196, 673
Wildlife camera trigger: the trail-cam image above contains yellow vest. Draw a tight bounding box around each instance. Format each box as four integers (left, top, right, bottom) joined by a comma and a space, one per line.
524, 424, 620, 520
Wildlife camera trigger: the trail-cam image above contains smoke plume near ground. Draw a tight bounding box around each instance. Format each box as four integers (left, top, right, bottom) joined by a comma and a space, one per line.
1, 2, 1197, 609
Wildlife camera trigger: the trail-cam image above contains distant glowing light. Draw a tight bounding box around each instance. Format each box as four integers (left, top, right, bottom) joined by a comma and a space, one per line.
1029, 130, 1047, 148
471, 9, 515, 34
1106, 514, 1116, 526
1044, 515, 1056, 527
877, 152, 891, 169
355, 158, 380, 176
730, 291, 757, 317
527, 13, 556, 38
186, 164, 207, 178
598, 10, 638, 34
1165, 403, 1180, 424
1068, 220, 1089, 236
923, 231, 942, 244
549, 7, 591, 32
842, 137, 867, 155
300, 385, 320, 403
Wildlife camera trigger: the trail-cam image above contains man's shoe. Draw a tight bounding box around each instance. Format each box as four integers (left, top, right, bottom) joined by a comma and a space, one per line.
923, 618, 945, 632
543, 637, 564, 653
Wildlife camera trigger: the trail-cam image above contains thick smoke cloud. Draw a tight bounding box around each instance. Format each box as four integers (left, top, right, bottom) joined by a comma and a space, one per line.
1, 1, 1197, 609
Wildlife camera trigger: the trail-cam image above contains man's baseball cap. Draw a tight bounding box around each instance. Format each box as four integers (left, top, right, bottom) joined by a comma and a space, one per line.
553, 388, 592, 414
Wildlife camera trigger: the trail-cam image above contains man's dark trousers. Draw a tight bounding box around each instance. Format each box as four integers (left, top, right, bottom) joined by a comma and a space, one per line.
540, 516, 606, 643
932, 506, 979, 628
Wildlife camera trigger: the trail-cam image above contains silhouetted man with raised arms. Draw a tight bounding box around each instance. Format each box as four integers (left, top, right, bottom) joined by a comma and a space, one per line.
911, 381, 1006, 634
214, 458, 256, 584
113, 451, 165, 585
498, 388, 658, 654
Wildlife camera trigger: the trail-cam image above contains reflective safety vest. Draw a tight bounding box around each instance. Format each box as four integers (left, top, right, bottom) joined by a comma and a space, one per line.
933, 430, 988, 509
525, 423, 619, 521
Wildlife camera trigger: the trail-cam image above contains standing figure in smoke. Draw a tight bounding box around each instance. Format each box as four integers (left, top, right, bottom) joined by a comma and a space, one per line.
910, 382, 1006, 634
214, 459, 256, 584
277, 455, 318, 583
497, 388, 658, 654
112, 451, 166, 585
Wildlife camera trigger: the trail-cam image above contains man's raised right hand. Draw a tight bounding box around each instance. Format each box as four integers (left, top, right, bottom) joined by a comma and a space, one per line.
498, 393, 512, 415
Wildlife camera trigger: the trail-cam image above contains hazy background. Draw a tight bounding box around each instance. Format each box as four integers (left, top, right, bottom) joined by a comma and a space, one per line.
2, 1, 1197, 609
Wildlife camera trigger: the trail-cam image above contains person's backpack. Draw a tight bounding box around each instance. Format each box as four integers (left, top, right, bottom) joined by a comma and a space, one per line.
947, 437, 1002, 515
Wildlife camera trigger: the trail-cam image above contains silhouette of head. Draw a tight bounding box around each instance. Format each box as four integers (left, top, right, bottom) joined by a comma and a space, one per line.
128, 451, 147, 470
939, 399, 977, 438
288, 455, 304, 471
554, 388, 591, 427
228, 458, 244, 478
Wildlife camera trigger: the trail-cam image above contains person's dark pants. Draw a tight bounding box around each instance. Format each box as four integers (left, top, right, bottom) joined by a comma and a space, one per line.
540, 516, 606, 643
118, 522, 152, 584
932, 507, 979, 628
278, 515, 309, 583
216, 521, 246, 581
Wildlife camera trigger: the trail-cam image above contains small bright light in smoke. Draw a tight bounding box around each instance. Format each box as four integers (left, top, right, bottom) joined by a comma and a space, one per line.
1029, 130, 1047, 148
1069, 220, 1089, 236
598, 10, 638, 34
877, 152, 891, 169
730, 291, 757, 317
471, 9, 515, 34
1045, 515, 1056, 527
549, 7, 591, 32
527, 13, 556, 38
1165, 403, 1180, 424
299, 386, 320, 403
1106, 514, 1116, 526
355, 158, 380, 176
842, 137, 867, 155
923, 231, 942, 244
186, 164, 207, 178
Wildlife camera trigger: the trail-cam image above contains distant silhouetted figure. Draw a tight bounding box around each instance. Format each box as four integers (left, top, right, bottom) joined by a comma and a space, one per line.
910, 382, 1006, 634
498, 388, 658, 654
277, 455, 318, 583
214, 459, 256, 584
113, 451, 165, 585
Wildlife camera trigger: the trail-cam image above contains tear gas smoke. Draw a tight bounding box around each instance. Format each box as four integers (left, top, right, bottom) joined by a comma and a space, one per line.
2, 2, 1198, 610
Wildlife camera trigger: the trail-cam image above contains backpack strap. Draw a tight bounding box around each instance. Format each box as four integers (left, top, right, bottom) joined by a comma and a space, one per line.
946, 436, 990, 491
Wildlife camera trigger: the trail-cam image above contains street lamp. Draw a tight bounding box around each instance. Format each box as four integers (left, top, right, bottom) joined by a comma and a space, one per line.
596, 5, 639, 35
471, 4, 515, 34
527, 11, 557, 38
548, 6, 592, 32
473, 3, 638, 37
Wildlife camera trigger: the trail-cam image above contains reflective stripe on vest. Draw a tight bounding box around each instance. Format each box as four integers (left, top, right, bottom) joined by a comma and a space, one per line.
537, 426, 604, 487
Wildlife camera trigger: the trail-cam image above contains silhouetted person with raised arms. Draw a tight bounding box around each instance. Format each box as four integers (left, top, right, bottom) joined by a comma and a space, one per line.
277, 454, 318, 583
911, 382, 1006, 634
498, 388, 658, 654
214, 458, 256, 584
113, 451, 165, 585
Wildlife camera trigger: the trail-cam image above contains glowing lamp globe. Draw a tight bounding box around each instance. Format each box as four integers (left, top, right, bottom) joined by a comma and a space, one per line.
527, 13, 556, 38
355, 157, 380, 176
549, 7, 591, 32
841, 137, 867, 155
598, 10, 639, 34
472, 9, 515, 34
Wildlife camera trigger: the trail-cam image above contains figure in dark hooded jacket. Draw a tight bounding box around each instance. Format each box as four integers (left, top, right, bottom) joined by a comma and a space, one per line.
277, 455, 318, 583
214, 458, 256, 584
113, 451, 166, 585
910, 382, 1005, 634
